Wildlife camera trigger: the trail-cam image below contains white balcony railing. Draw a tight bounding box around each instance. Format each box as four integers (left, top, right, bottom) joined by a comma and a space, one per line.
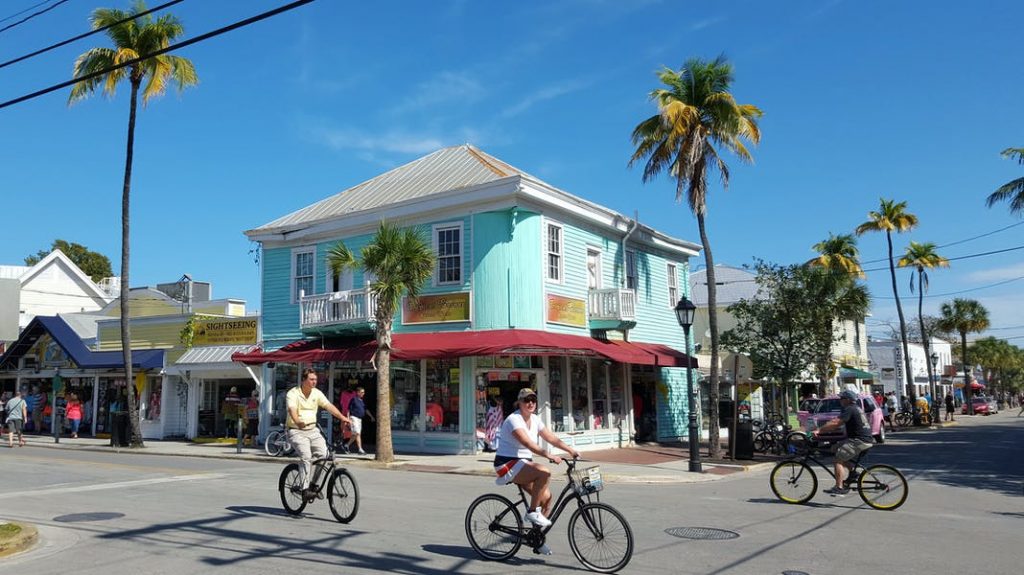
299, 289, 377, 329
588, 288, 636, 322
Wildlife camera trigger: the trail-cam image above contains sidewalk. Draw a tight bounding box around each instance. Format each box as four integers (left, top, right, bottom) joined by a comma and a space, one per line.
5, 433, 775, 484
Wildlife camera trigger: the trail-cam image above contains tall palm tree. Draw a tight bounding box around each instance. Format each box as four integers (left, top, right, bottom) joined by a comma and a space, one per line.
855, 199, 918, 401
897, 242, 949, 411
806, 233, 865, 279
629, 55, 762, 459
327, 221, 434, 463
985, 147, 1024, 215
936, 299, 990, 415
69, 1, 198, 447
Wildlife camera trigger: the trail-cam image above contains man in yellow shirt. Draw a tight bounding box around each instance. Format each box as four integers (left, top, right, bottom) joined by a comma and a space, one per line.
287, 368, 350, 496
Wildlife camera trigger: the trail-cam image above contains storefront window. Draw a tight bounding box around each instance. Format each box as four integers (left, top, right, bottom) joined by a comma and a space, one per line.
591, 359, 608, 429
142, 377, 161, 421
548, 358, 566, 432
425, 359, 459, 432
609, 364, 625, 430
570, 358, 589, 431
97, 377, 127, 435
272, 363, 298, 426
390, 360, 420, 431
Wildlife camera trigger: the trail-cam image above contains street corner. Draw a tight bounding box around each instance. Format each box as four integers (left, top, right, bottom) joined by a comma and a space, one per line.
0, 522, 39, 558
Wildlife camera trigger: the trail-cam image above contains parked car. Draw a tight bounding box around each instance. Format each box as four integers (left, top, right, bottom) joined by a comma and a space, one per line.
796, 398, 822, 429
804, 393, 885, 444
961, 396, 991, 415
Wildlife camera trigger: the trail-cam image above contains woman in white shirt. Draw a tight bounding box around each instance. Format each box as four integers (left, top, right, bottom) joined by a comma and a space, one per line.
493, 388, 580, 530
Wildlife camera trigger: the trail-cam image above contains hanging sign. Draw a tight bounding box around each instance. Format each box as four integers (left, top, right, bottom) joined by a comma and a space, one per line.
402, 292, 471, 324
546, 294, 587, 327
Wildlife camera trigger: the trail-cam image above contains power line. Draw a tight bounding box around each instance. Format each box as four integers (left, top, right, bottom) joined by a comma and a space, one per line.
859, 221, 1024, 266
0, 0, 186, 71
860, 244, 1024, 275
873, 275, 1024, 300
0, 0, 71, 35
0, 0, 59, 24
0, 0, 317, 110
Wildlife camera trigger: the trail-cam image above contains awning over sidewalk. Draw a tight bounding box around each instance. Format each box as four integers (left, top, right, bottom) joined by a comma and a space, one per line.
232, 329, 696, 368
0, 316, 164, 370
840, 367, 874, 380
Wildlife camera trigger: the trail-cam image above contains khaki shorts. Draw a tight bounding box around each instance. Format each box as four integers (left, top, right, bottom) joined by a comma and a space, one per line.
834, 439, 872, 462
349, 416, 363, 435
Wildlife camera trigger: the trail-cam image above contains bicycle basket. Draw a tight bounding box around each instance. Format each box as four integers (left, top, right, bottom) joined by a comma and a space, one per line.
572, 466, 605, 495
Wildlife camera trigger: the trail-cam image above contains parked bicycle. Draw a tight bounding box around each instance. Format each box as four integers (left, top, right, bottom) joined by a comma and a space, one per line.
265, 425, 294, 457
769, 436, 908, 510
278, 427, 359, 523
465, 458, 633, 573
753, 422, 801, 455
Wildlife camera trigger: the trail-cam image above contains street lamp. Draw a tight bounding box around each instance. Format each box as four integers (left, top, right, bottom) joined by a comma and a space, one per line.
930, 352, 939, 424
674, 296, 702, 473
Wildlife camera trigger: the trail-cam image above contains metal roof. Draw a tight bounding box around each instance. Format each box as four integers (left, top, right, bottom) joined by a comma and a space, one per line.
0, 316, 164, 370
248, 144, 535, 235
176, 345, 257, 365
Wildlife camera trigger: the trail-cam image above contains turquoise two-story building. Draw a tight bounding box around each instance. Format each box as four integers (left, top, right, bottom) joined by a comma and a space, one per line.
236, 145, 701, 454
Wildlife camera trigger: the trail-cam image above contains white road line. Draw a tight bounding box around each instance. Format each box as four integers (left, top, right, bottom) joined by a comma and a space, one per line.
0, 473, 229, 500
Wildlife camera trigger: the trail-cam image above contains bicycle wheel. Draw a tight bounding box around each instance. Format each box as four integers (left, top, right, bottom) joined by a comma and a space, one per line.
858, 464, 908, 510
753, 431, 768, 453
770, 461, 817, 504
327, 468, 360, 523
568, 502, 634, 573
895, 412, 912, 427
279, 463, 307, 515
465, 493, 523, 561
265, 430, 287, 457
785, 431, 810, 455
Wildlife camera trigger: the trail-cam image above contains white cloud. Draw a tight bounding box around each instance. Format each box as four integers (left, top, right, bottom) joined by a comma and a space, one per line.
690, 16, 725, 31
390, 72, 485, 114
965, 263, 1024, 282
314, 127, 446, 155
499, 79, 589, 118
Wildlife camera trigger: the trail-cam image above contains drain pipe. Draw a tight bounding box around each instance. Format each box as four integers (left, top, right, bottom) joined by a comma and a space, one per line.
621, 211, 639, 289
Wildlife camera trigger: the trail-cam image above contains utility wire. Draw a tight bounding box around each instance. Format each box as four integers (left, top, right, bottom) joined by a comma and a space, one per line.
0, 0, 186, 70
859, 221, 1024, 266
873, 275, 1024, 299
0, 0, 71, 35
0, 0, 316, 110
0, 0, 59, 24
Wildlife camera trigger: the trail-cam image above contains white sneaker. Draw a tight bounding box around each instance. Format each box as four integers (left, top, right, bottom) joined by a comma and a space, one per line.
535, 543, 553, 555
525, 508, 552, 528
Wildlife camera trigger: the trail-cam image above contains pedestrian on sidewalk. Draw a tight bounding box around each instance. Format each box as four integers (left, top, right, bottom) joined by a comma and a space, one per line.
6, 389, 27, 447
945, 393, 955, 422
344, 387, 373, 455
244, 390, 260, 446
222, 387, 241, 438
0, 391, 8, 438
29, 385, 46, 434
65, 393, 83, 439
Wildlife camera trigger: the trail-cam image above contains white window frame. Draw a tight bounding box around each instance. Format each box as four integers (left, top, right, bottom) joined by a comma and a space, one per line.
587, 247, 602, 290
545, 221, 564, 284
291, 246, 316, 303
667, 262, 678, 307
432, 222, 463, 286
625, 249, 637, 290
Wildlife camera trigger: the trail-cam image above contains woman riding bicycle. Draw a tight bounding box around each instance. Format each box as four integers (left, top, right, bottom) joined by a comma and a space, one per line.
493, 388, 579, 530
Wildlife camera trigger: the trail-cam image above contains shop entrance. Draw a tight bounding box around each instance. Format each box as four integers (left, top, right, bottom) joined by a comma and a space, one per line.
334, 369, 378, 450
630, 365, 658, 443
198, 379, 255, 438
475, 370, 540, 451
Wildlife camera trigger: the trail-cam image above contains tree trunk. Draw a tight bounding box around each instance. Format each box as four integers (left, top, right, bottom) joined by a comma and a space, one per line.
374, 317, 394, 463
697, 213, 720, 459
887, 231, 914, 402
122, 78, 143, 448
918, 269, 935, 420
961, 331, 973, 415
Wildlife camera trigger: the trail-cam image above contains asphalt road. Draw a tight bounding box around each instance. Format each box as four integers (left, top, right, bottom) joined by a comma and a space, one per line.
1, 412, 1021, 575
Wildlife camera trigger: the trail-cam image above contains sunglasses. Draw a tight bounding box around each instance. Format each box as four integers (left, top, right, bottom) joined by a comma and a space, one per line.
522, 396, 538, 403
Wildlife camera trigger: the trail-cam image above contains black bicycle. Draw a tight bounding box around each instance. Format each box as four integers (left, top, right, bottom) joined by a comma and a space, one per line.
769, 437, 908, 510
278, 428, 359, 523
465, 459, 633, 574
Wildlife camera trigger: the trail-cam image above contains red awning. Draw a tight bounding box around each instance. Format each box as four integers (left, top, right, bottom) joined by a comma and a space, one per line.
232, 329, 696, 368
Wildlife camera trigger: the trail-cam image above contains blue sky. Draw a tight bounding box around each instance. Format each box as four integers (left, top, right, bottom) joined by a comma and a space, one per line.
2, 0, 1022, 342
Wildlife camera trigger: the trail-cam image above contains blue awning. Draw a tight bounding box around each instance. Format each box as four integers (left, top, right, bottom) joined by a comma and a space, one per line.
0, 316, 164, 370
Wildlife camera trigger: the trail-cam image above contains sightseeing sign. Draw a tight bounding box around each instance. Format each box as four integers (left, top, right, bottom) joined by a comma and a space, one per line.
192, 318, 258, 346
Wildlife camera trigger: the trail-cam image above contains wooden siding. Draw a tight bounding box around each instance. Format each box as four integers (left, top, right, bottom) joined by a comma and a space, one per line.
471, 210, 543, 330
97, 320, 182, 351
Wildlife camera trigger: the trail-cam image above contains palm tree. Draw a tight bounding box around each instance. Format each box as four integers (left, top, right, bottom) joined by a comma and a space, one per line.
629, 56, 762, 459
985, 147, 1024, 215
806, 233, 865, 279
855, 199, 918, 401
936, 299, 990, 415
897, 242, 949, 412
69, 1, 198, 447
327, 221, 434, 463
801, 263, 870, 395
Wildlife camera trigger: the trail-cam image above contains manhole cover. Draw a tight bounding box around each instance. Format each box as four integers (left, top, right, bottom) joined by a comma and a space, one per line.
782, 571, 810, 575
53, 512, 125, 523
665, 527, 739, 540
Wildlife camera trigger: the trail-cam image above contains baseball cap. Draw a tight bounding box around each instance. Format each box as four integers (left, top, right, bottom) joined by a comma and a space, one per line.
839, 390, 858, 401
517, 388, 538, 401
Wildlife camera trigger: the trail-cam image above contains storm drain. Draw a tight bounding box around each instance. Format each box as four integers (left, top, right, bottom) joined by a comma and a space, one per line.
782, 571, 810, 575
53, 512, 125, 523
665, 527, 739, 540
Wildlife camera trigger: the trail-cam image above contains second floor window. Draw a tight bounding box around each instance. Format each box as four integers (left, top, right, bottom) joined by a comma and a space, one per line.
625, 250, 637, 290
667, 263, 678, 306
435, 224, 462, 285
547, 223, 563, 282
292, 247, 314, 303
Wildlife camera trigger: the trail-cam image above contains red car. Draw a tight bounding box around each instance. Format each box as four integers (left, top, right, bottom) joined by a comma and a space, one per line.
961, 396, 991, 415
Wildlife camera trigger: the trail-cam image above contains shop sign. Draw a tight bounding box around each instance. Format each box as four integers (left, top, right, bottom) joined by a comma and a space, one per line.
402, 292, 471, 324
193, 318, 258, 346
546, 294, 586, 327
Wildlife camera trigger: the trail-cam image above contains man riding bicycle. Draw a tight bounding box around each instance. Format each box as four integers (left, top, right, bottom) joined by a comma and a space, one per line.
812, 389, 874, 496
493, 388, 580, 540
287, 368, 351, 498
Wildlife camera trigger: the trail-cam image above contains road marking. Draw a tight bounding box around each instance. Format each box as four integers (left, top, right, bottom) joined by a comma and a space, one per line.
7, 452, 203, 475
0, 473, 229, 500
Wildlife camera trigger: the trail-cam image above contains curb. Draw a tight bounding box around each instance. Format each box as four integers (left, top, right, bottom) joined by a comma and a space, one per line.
0, 522, 38, 558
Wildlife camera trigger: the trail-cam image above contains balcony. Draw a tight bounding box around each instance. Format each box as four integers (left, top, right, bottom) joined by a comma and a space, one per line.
588, 288, 636, 330
299, 289, 377, 334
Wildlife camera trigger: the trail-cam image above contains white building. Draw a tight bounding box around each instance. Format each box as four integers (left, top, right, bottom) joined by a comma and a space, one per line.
868, 338, 952, 399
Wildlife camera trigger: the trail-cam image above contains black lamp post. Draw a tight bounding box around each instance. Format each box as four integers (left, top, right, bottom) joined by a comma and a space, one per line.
929, 352, 939, 424
675, 296, 702, 473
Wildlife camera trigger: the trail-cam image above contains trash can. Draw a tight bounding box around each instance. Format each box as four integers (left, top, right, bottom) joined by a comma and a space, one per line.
111, 412, 130, 447
734, 420, 754, 460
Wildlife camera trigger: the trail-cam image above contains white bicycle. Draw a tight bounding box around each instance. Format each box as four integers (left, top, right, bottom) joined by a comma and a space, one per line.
264, 426, 294, 457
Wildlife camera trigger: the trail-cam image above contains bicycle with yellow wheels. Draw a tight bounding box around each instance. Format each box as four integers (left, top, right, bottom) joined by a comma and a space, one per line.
770, 436, 908, 510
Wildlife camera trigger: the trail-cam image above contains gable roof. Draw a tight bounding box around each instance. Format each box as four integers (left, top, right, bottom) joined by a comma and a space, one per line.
689, 265, 761, 307
17, 249, 111, 302
248, 145, 533, 235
